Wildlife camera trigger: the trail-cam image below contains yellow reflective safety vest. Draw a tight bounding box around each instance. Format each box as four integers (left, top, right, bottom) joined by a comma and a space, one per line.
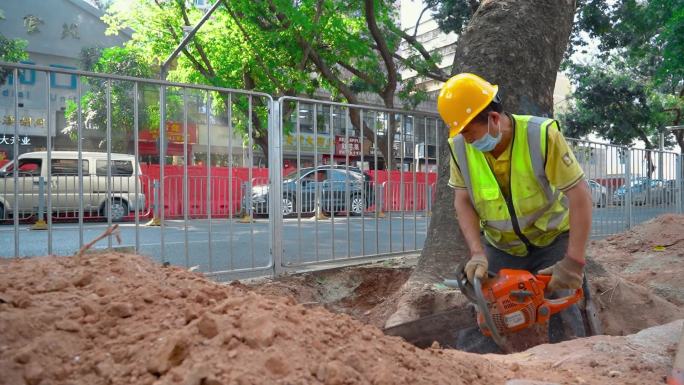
452, 115, 570, 256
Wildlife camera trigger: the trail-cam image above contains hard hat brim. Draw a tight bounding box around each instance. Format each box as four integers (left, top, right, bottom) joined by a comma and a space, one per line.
448, 85, 498, 138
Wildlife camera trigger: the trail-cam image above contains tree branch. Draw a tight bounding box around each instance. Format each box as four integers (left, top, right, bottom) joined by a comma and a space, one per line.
222, 2, 284, 88
665, 107, 682, 126
295, 0, 325, 71
363, 0, 396, 102
177, 0, 217, 77
468, 0, 480, 15
336, 60, 380, 88
390, 51, 449, 82
391, 27, 448, 80
267, 0, 292, 29
153, 0, 213, 78
413, 5, 430, 38
299, 38, 358, 103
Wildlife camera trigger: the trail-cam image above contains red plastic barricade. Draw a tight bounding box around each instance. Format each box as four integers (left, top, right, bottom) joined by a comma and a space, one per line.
369, 170, 437, 212
139, 165, 438, 217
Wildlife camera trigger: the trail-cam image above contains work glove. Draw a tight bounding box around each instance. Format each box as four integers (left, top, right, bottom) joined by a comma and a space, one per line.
538, 257, 584, 292
464, 253, 488, 285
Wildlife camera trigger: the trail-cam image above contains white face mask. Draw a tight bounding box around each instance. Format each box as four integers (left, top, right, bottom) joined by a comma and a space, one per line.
471, 117, 502, 152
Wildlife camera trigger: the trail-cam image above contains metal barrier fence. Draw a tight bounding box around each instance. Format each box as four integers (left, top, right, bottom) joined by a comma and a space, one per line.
1, 62, 682, 280
271, 96, 442, 270
567, 139, 683, 238
0, 62, 276, 279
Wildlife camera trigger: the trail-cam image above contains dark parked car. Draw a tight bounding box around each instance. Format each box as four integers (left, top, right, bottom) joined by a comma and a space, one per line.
250, 166, 374, 216
612, 178, 676, 206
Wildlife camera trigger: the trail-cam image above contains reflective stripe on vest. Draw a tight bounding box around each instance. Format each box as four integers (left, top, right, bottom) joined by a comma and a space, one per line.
452, 115, 570, 256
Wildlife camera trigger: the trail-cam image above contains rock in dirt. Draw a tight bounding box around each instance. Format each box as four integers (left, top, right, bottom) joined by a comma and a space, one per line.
55, 320, 81, 332
23, 361, 45, 385
147, 333, 191, 375
196, 314, 219, 339
107, 302, 134, 318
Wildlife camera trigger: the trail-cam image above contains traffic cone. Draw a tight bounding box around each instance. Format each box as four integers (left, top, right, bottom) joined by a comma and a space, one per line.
314, 203, 329, 220
145, 216, 161, 226
31, 216, 48, 230
237, 206, 254, 223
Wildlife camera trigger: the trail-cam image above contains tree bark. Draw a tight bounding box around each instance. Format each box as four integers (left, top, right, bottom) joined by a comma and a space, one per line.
385, 0, 577, 328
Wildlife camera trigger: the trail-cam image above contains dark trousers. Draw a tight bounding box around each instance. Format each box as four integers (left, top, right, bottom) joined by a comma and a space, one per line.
483, 232, 586, 343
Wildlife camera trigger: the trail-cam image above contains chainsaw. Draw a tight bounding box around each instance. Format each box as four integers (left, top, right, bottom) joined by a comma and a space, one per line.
446, 261, 584, 349
384, 262, 586, 353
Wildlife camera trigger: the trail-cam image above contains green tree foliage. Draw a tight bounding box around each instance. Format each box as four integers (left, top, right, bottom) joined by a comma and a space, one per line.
383, 0, 683, 185
101, 0, 433, 168
562, 0, 684, 152
0, 33, 29, 83
102, 0, 320, 160
561, 61, 671, 148
62, 46, 174, 153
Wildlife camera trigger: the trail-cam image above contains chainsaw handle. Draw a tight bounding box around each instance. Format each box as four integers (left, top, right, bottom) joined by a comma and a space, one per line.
535, 274, 584, 315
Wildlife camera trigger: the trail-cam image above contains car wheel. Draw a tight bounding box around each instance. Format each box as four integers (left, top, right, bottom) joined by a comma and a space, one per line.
102, 199, 128, 222
282, 196, 295, 216
349, 194, 365, 216
0, 203, 4, 220
600, 194, 607, 208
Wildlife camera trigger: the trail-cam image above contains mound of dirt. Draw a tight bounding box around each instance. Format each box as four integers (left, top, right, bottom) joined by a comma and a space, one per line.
0, 252, 516, 385
1, 252, 679, 385
493, 319, 683, 385
589, 214, 684, 306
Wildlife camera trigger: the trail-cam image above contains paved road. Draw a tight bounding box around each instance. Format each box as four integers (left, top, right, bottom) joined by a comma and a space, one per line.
0, 214, 431, 271
1, 204, 679, 274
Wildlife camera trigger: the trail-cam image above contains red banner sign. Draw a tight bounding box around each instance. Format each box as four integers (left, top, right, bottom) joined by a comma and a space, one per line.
335, 136, 361, 156
139, 122, 197, 144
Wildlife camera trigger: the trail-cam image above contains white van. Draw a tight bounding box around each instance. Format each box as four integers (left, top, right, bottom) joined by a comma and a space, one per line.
0, 151, 146, 221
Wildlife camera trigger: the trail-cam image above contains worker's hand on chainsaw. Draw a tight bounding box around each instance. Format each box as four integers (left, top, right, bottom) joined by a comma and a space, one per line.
538, 257, 584, 292
465, 253, 488, 284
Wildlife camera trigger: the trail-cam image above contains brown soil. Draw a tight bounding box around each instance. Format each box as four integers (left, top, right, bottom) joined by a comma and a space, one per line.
249, 262, 414, 328
1, 251, 679, 385
253, 215, 684, 336
0, 215, 683, 385
591, 214, 684, 306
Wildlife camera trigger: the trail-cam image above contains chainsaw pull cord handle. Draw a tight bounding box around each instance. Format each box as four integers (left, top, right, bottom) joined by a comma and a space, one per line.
473, 276, 507, 348
535, 274, 584, 314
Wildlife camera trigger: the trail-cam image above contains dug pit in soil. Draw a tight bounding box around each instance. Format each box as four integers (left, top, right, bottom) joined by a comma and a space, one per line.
0, 215, 683, 385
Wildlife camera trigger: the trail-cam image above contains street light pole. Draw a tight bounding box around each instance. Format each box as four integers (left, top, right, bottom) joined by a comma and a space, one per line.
160, 0, 224, 80
158, 0, 225, 156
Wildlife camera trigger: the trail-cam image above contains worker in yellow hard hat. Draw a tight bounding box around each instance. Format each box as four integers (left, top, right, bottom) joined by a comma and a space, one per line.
438, 73, 594, 343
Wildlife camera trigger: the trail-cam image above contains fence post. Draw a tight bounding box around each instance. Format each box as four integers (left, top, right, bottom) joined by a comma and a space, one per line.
146, 179, 161, 226
238, 181, 254, 223
314, 182, 329, 220
427, 185, 433, 217
678, 154, 683, 214
31, 176, 48, 230
269, 98, 284, 277
625, 149, 633, 229
377, 182, 386, 218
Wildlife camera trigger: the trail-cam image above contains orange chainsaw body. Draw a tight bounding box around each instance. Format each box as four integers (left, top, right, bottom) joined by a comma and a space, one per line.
476, 269, 583, 337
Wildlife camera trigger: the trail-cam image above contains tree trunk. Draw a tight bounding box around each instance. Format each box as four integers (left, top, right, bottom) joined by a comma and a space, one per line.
385, 0, 576, 328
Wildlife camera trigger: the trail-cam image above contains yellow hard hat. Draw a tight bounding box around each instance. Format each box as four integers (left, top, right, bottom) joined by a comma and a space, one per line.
437, 73, 498, 138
